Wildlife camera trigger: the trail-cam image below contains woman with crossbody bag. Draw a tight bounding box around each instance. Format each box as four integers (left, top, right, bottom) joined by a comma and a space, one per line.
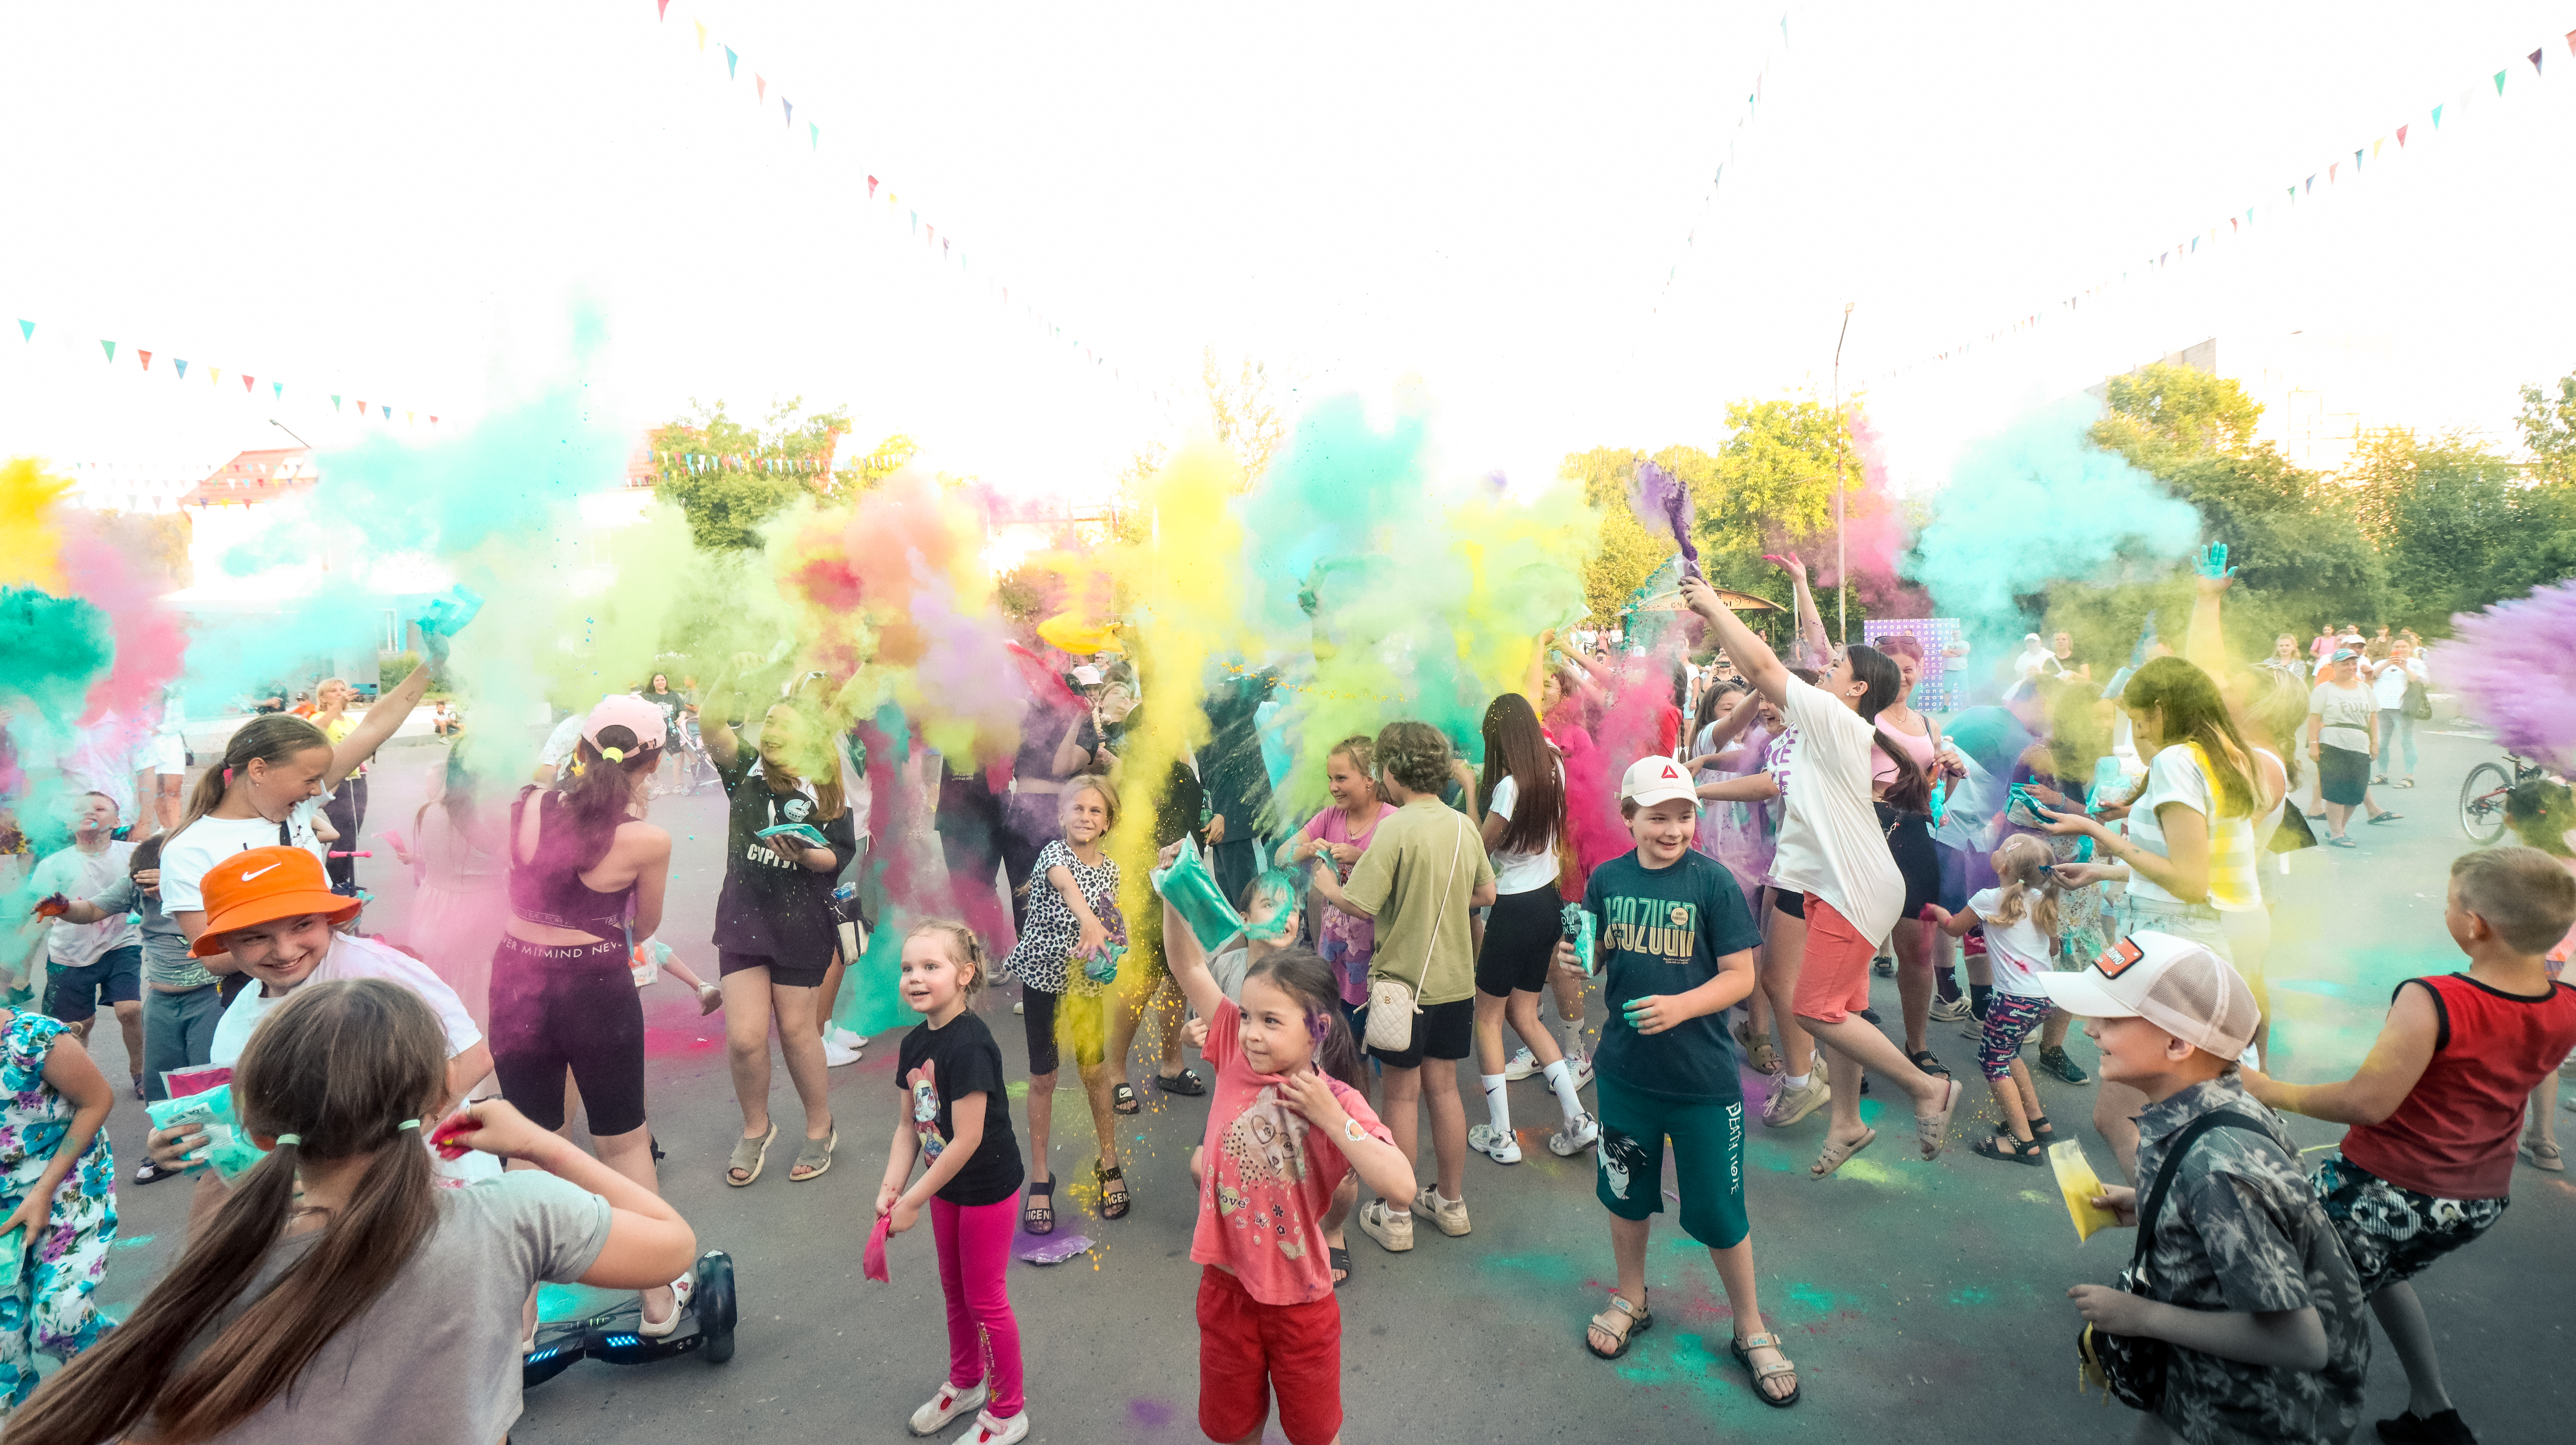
1308, 722, 1496, 1257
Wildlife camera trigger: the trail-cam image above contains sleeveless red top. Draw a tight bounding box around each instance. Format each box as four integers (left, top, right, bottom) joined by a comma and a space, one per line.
2339, 973, 2576, 1199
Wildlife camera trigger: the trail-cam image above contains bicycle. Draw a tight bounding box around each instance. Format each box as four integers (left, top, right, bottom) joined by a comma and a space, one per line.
672, 713, 715, 795
2458, 751, 2553, 846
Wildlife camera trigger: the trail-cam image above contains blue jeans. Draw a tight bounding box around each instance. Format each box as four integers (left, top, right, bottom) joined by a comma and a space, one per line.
142, 983, 224, 1101
2376, 708, 2416, 779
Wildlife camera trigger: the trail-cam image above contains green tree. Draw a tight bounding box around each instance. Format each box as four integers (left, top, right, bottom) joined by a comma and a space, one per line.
2085, 365, 2388, 653
2345, 427, 2576, 631
650, 398, 862, 550
2518, 368, 2576, 488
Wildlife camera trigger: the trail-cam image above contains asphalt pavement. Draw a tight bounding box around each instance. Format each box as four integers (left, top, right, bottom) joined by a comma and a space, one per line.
86, 722, 2573, 1443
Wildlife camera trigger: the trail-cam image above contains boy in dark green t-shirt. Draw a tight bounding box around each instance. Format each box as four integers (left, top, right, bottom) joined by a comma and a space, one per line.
1557, 755, 1798, 1407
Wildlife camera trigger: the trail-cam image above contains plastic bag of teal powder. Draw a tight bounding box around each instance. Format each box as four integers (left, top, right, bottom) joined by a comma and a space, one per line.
1152, 838, 1243, 955
145, 1084, 270, 1183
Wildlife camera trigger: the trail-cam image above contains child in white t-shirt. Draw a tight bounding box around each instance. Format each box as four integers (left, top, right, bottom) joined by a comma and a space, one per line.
1927, 835, 2064, 1165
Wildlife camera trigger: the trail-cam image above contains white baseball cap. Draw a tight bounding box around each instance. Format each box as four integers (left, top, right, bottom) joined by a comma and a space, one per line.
1619, 755, 1702, 812
2038, 931, 2262, 1063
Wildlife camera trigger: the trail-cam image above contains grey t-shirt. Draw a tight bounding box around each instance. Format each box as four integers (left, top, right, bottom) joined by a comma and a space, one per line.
170, 1170, 612, 1443
92, 873, 204, 989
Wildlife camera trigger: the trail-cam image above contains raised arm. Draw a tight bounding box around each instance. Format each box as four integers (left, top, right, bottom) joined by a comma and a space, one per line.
1681, 576, 1789, 705
1160, 884, 1231, 1021
1765, 553, 1834, 669
325, 660, 435, 789
2185, 566, 2232, 680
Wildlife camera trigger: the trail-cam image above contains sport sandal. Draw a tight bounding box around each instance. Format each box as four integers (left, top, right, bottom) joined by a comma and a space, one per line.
1731, 1332, 1801, 1407
727, 1121, 779, 1186
1586, 1291, 1654, 1359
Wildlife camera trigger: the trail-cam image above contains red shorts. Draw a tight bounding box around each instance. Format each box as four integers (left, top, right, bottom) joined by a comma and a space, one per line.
1196, 1264, 1342, 1445
1790, 895, 1878, 1026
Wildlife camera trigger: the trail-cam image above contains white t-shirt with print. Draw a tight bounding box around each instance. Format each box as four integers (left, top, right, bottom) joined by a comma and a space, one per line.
211, 932, 484, 1067
1768, 676, 1904, 944
2371, 655, 2427, 710
30, 841, 139, 967
1966, 886, 2052, 996
2123, 747, 2261, 913
160, 799, 331, 915
1484, 769, 1563, 896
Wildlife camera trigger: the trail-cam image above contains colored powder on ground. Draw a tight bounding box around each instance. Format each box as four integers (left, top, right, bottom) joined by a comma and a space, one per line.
1909, 395, 2202, 664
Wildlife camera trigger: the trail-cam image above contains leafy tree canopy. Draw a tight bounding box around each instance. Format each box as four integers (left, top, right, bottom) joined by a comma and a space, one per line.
652, 398, 892, 550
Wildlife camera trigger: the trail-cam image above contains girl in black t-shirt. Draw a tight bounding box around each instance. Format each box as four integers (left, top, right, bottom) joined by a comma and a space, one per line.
879, 921, 1029, 1443
702, 668, 858, 1189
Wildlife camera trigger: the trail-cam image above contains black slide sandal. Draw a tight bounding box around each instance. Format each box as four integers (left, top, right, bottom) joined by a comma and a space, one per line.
1096, 1163, 1131, 1220
1022, 1179, 1055, 1236
1111, 1083, 1141, 1115
1329, 1245, 1351, 1288
1155, 1067, 1208, 1097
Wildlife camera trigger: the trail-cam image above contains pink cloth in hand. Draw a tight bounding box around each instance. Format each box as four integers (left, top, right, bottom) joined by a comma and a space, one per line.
863, 1215, 891, 1282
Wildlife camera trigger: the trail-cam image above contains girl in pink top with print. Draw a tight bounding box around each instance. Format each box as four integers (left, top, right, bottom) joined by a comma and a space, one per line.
1276, 736, 1396, 1017
1159, 844, 1418, 1445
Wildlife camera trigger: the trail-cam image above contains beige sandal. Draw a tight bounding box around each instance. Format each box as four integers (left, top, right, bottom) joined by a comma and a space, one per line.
2521, 1137, 2565, 1173
1810, 1127, 1877, 1179
1731, 1331, 1801, 1407
1915, 1077, 1963, 1160
727, 1122, 778, 1186
1585, 1291, 1654, 1359
789, 1127, 838, 1181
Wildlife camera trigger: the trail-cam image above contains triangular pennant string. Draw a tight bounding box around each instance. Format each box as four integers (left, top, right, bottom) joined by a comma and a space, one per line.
175, 359, 188, 379
243, 375, 255, 393
2396, 123, 2409, 146
99, 339, 115, 362
137, 349, 152, 371
2494, 68, 2507, 94
2530, 48, 2545, 74
14, 320, 30, 342
725, 47, 738, 79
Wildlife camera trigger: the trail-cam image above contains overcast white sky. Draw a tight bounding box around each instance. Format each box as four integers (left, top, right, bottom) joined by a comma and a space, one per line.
4, 1, 2571, 502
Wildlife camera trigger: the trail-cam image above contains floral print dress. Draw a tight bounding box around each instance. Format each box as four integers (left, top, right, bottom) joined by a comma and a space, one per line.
0, 1010, 115, 1405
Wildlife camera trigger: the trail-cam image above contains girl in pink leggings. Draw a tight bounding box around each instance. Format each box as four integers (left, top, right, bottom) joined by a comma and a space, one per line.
878, 922, 1030, 1445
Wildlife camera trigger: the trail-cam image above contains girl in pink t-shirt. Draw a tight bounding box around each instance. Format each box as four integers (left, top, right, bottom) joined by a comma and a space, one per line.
1277, 737, 1396, 1009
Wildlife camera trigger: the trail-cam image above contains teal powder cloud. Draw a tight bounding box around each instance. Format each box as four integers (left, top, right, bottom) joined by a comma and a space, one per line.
0, 586, 114, 724
1909, 395, 2203, 663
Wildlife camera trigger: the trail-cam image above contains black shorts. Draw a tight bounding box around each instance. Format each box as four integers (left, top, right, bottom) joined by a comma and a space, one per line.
1368, 995, 1474, 1069
1021, 984, 1107, 1076
489, 936, 648, 1138
1876, 802, 1938, 920
718, 948, 831, 990
1475, 885, 1563, 998
45, 945, 142, 1022
1772, 888, 1806, 921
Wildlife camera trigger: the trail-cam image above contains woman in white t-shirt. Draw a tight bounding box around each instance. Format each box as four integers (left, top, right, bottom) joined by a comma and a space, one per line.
16, 978, 693, 1445
2037, 656, 2264, 1178
1681, 578, 1963, 1178
1463, 694, 1596, 1165
2304, 652, 2395, 844
2366, 638, 2429, 788
160, 651, 441, 966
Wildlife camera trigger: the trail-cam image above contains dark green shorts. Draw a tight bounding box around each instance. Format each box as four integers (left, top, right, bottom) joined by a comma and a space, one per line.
1594, 1074, 1748, 1250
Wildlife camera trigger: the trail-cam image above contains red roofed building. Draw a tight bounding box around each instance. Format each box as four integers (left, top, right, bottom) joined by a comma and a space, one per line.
181, 447, 319, 509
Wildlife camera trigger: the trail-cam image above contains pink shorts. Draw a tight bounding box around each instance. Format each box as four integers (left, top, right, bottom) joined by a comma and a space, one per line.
1790, 896, 1877, 1025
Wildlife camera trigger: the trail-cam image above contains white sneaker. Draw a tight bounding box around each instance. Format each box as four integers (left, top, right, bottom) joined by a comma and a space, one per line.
1501, 1046, 1539, 1082
1358, 1199, 1415, 1253
1548, 1112, 1601, 1156
1411, 1184, 1472, 1237
910, 1379, 989, 1436
1929, 995, 1973, 1023
1469, 1122, 1523, 1164
825, 1023, 869, 1050
967, 1409, 1030, 1445
1564, 1048, 1596, 1090
822, 1037, 862, 1068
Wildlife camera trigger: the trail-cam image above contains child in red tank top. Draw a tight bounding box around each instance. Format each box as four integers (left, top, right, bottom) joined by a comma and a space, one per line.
2246, 846, 2576, 1445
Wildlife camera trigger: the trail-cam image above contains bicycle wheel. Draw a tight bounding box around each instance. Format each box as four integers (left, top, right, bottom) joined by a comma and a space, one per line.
2458, 762, 2510, 846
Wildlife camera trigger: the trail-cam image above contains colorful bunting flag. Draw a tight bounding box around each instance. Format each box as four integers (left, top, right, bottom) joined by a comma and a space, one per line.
809, 121, 819, 150
137, 349, 152, 371
381, 405, 391, 419
2432, 104, 2443, 129
208, 367, 221, 385
332, 395, 342, 411
657, 0, 669, 18
273, 382, 283, 399
99, 340, 115, 362
2494, 69, 2506, 94
2397, 124, 2409, 146
783, 98, 793, 127
694, 20, 705, 50
243, 375, 255, 393
15, 320, 30, 342
2530, 48, 2544, 74
175, 359, 188, 379
755, 75, 767, 102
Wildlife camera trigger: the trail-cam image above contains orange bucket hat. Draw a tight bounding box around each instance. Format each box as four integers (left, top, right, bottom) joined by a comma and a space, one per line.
189, 845, 360, 957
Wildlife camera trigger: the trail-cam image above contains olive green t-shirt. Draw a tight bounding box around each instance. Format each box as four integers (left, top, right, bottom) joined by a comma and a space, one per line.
1342, 797, 1495, 1006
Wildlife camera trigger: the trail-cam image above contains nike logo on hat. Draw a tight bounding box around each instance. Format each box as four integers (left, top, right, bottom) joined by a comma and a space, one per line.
241, 862, 282, 882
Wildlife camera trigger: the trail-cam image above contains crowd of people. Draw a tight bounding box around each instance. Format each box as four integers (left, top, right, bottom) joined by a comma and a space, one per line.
0, 560, 2569, 1445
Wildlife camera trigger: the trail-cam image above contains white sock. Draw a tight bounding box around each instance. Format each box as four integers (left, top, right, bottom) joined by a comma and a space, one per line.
1542, 1058, 1585, 1121
1560, 1015, 1586, 1058
1782, 1072, 1813, 1092
1481, 1074, 1510, 1135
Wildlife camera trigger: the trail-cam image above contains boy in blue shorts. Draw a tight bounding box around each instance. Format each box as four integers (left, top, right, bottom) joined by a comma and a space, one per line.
1557, 756, 1798, 1407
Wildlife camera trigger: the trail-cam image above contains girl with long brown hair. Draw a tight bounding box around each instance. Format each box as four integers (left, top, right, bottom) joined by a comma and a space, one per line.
11, 978, 694, 1445
1466, 693, 1597, 1164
